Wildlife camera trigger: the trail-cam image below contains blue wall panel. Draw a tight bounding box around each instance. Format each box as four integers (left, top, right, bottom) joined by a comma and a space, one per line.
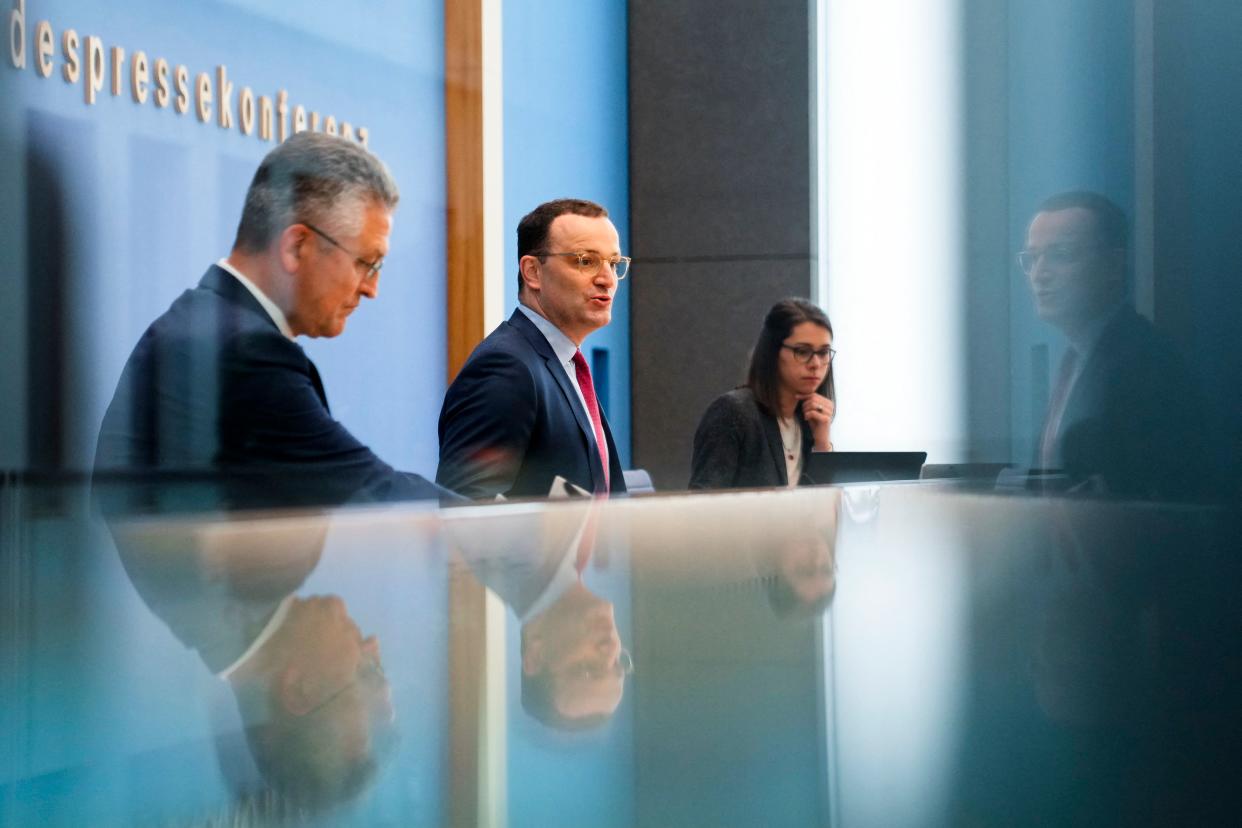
2, 0, 446, 474
503, 0, 631, 468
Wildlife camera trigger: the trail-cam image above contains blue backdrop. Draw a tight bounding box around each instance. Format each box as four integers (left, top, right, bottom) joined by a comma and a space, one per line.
1, 0, 446, 475
503, 0, 632, 469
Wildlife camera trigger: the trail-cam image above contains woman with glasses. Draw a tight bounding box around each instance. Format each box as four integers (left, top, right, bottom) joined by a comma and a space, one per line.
689, 298, 836, 490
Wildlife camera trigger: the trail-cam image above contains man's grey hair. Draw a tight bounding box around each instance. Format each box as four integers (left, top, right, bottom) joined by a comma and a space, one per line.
232, 132, 399, 253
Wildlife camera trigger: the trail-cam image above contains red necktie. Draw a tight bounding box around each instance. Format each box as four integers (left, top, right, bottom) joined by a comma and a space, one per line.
571, 350, 610, 493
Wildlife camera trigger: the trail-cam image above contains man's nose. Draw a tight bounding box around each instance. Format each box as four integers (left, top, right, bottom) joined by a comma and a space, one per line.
360, 274, 379, 299
596, 628, 621, 659
593, 263, 617, 287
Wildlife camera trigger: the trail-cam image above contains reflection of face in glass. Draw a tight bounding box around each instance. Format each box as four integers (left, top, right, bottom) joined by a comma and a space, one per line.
1024, 207, 1120, 329
239, 595, 395, 809
764, 532, 837, 619
778, 536, 836, 606
521, 581, 632, 728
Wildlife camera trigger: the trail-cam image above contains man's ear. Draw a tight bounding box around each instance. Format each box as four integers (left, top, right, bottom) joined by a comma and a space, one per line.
518, 255, 541, 295
277, 224, 311, 275
277, 664, 317, 716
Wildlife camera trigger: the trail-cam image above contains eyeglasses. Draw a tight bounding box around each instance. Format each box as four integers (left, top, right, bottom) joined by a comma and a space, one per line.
564, 647, 634, 682
781, 344, 836, 365
537, 250, 631, 280
1016, 243, 1100, 274
304, 222, 385, 281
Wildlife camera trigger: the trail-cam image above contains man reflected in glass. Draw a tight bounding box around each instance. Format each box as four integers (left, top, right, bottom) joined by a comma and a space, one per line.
1020, 191, 1206, 498
520, 576, 632, 728
230, 594, 396, 810
113, 520, 395, 812
449, 501, 633, 729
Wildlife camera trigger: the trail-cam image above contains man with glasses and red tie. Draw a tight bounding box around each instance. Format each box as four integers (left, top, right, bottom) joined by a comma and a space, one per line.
447, 500, 633, 729
1020, 190, 1206, 498
95, 132, 452, 512
437, 199, 629, 499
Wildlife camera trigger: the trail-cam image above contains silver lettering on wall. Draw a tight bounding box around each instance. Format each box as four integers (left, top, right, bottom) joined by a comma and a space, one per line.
6, 0, 372, 146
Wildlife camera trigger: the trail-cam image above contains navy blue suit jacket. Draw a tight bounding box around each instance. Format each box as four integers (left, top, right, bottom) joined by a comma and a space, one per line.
436, 309, 626, 500
1045, 306, 1208, 499
95, 265, 451, 511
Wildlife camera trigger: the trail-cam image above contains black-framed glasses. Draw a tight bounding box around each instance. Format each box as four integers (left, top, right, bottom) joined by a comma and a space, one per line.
781, 344, 836, 365
537, 250, 631, 280
1016, 243, 1101, 275
304, 222, 384, 281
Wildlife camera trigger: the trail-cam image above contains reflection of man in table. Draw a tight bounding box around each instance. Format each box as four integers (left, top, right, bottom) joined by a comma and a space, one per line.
448, 502, 631, 729
1020, 191, 1206, 498
113, 520, 394, 809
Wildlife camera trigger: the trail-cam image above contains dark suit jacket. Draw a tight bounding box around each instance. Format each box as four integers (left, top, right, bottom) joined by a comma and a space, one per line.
1046, 306, 1208, 499
95, 265, 450, 512
689, 388, 813, 490
436, 309, 627, 499
114, 521, 323, 673
446, 506, 588, 618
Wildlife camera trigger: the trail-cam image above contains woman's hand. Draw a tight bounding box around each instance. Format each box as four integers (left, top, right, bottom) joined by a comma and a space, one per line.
799, 394, 834, 451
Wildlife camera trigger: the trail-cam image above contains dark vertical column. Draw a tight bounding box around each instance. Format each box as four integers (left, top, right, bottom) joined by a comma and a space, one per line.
1151, 1, 1242, 498
25, 141, 68, 472
628, 0, 816, 489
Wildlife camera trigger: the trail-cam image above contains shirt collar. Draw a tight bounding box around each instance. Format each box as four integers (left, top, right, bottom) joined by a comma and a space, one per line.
517, 302, 580, 364
519, 514, 593, 622
217, 258, 295, 340
217, 594, 295, 680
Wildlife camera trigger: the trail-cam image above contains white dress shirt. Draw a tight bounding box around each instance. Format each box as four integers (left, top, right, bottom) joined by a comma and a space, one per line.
216, 258, 294, 340
516, 303, 598, 440
216, 595, 295, 680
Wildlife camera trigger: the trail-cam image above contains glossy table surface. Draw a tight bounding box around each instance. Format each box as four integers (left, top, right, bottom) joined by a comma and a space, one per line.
2, 480, 1239, 826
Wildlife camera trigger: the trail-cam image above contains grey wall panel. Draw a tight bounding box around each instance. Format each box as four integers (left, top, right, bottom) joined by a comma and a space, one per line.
628, 0, 811, 259
629, 0, 816, 490
631, 259, 809, 489
1151, 0, 1242, 495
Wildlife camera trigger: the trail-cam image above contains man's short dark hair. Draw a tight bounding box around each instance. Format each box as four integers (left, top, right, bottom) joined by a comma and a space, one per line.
516, 198, 609, 294
1035, 190, 1128, 252
233, 132, 399, 253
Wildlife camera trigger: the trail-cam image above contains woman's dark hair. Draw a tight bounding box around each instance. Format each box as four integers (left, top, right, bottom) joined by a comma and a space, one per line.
746, 298, 835, 418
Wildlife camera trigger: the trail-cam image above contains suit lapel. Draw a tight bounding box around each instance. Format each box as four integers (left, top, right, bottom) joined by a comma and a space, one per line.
760, 411, 789, 486
307, 361, 329, 412
509, 310, 608, 489
201, 264, 328, 412
199, 265, 282, 335
1056, 310, 1132, 452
